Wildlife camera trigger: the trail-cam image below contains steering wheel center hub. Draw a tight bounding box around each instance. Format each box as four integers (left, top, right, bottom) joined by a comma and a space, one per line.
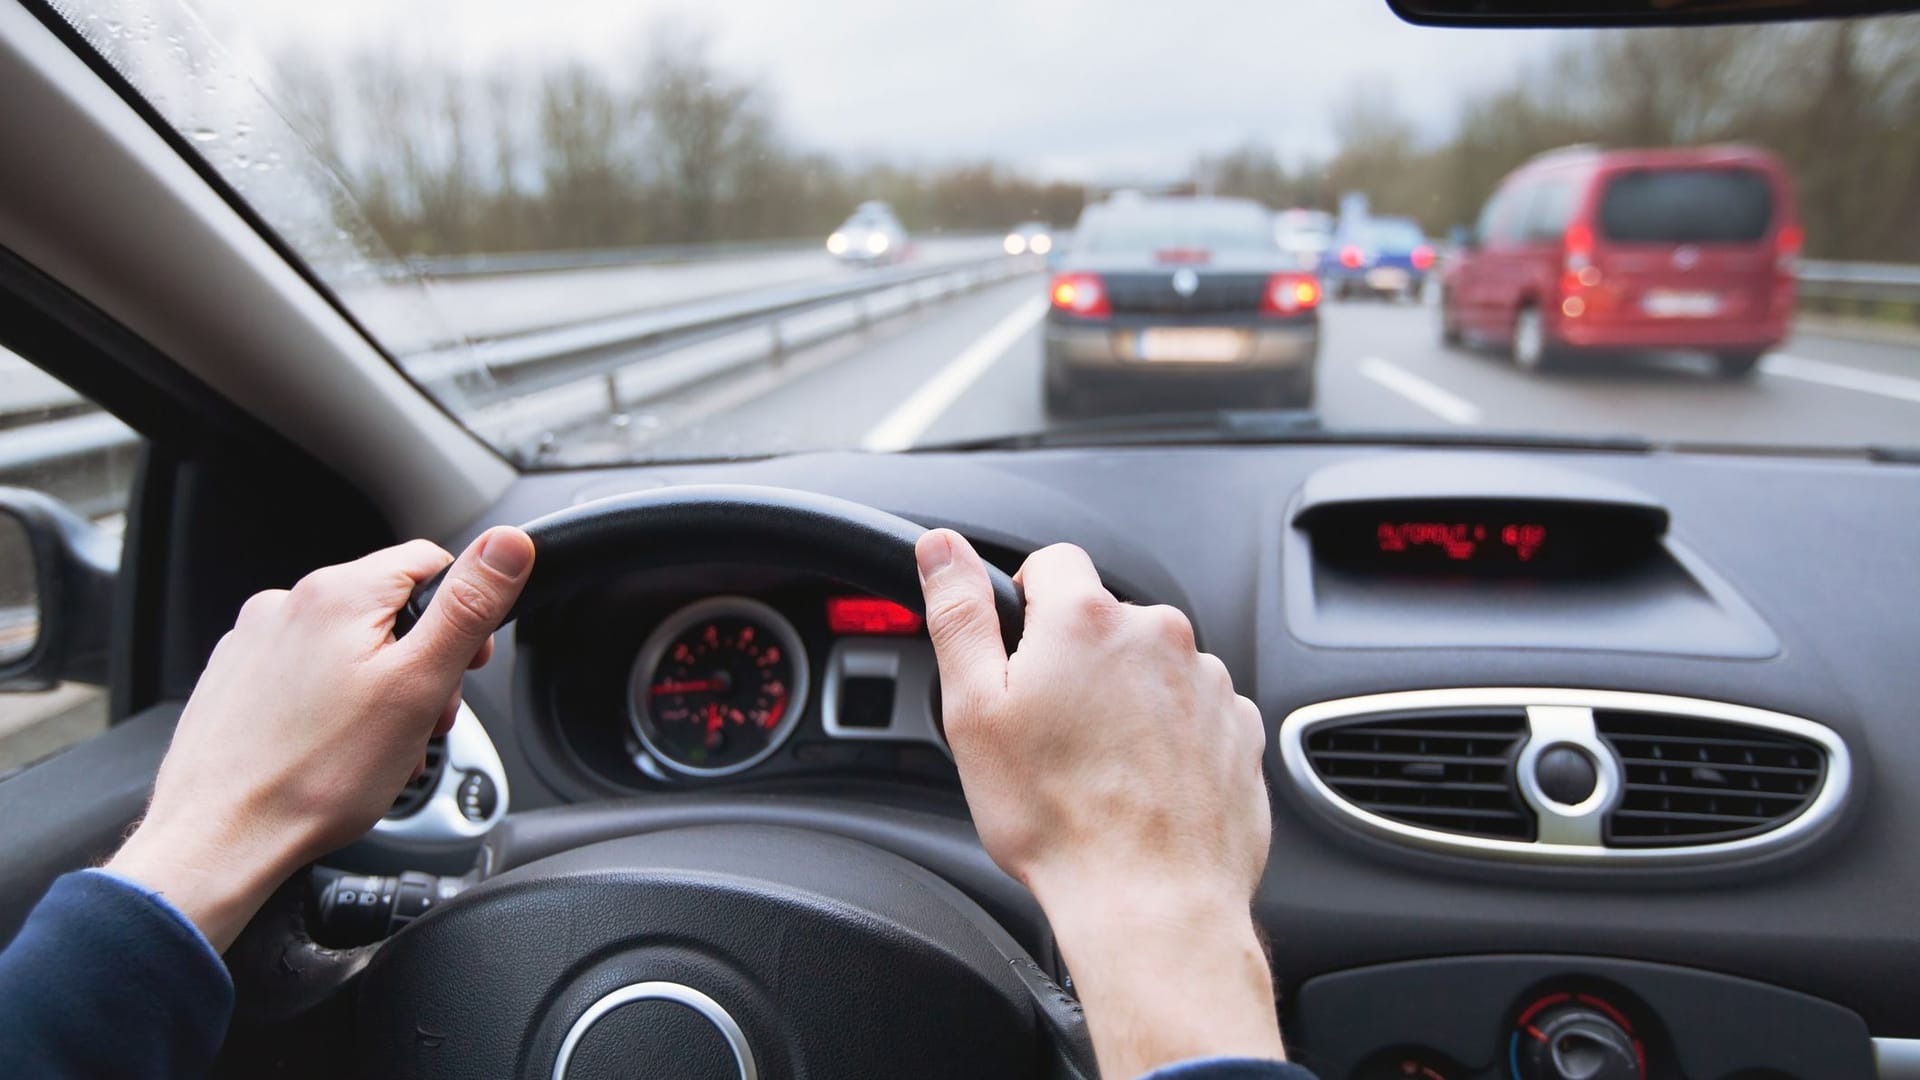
553, 982, 755, 1080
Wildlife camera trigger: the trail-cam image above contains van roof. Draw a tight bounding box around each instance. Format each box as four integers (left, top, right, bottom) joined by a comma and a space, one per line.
1518, 143, 1786, 176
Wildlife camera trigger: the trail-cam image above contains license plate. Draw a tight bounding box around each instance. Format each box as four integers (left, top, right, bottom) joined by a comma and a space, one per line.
1137, 328, 1244, 363
1642, 290, 1722, 318
1365, 267, 1410, 291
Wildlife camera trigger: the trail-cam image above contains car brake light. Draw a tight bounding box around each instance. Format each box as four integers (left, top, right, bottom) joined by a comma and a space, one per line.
1261, 273, 1320, 315
1411, 245, 1435, 271
827, 596, 924, 635
1339, 245, 1364, 269
1563, 223, 1594, 272
1776, 223, 1804, 273
1050, 272, 1111, 317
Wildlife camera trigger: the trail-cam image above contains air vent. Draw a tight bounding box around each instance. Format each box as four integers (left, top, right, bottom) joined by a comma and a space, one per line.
1597, 711, 1825, 847
387, 735, 447, 819
1281, 689, 1850, 865
1301, 710, 1532, 841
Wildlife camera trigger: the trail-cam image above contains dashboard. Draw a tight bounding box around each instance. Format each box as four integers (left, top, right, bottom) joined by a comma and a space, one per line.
390, 443, 1920, 1078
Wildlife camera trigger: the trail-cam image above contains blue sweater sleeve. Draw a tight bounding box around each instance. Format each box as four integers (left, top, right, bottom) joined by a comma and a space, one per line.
0, 868, 233, 1078
1142, 1058, 1320, 1080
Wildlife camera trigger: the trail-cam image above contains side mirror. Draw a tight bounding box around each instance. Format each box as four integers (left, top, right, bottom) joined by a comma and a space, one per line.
0, 487, 117, 691
1449, 225, 1477, 252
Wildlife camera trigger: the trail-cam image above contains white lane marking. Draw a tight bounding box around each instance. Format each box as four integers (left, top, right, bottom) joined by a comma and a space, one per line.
861, 296, 1049, 451
1765, 353, 1920, 406
1357, 356, 1483, 426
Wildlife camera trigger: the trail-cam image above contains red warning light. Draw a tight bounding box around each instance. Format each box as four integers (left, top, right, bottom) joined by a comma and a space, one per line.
826, 596, 924, 635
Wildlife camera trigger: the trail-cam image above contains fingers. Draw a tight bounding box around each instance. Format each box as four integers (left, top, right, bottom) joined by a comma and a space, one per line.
298, 539, 454, 622
1015, 544, 1116, 628
917, 530, 1010, 713
397, 526, 535, 675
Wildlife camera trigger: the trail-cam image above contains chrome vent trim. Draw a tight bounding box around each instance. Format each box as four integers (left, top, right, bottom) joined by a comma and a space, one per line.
1279, 689, 1850, 865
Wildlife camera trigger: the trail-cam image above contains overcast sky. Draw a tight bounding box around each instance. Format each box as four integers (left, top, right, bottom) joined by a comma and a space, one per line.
193, 0, 1571, 181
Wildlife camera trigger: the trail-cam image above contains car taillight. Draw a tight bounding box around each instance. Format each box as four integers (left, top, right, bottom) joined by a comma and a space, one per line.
1563, 223, 1594, 272
1411, 245, 1435, 271
1261, 273, 1321, 316
1776, 223, 1804, 274
1339, 245, 1364, 269
1050, 273, 1110, 317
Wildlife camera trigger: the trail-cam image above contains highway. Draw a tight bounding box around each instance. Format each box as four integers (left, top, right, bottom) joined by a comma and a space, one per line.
536, 273, 1920, 463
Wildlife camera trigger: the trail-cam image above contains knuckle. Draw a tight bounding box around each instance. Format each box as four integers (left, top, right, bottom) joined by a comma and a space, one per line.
1071, 591, 1118, 629
924, 587, 984, 642
237, 588, 288, 624
1142, 605, 1196, 649
438, 573, 499, 631
287, 567, 342, 608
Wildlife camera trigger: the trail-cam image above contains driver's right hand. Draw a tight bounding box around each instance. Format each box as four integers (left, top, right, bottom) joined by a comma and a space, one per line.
916, 528, 1286, 1078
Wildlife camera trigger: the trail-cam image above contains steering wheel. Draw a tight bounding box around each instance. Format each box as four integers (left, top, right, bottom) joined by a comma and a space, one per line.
230, 486, 1093, 1080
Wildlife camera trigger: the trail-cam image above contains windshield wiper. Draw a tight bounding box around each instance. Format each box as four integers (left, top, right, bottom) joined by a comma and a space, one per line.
907, 411, 1655, 454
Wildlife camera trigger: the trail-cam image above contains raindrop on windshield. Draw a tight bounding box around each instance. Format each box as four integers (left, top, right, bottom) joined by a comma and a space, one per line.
188, 128, 219, 143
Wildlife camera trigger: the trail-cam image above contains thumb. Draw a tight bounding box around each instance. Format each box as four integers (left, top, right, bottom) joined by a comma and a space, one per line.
917, 530, 1009, 717
399, 526, 534, 674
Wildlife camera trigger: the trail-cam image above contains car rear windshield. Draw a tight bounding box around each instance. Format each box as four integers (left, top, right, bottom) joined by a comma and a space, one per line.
1597, 167, 1775, 244
1082, 204, 1276, 254
1368, 219, 1426, 251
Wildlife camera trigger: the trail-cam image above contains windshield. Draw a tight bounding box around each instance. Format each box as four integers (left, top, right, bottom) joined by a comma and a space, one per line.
45, 2, 1920, 462
1080, 202, 1277, 255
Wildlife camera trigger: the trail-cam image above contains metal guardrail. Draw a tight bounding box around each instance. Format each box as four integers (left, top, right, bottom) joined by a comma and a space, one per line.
392, 231, 1001, 279
1796, 260, 1920, 310
437, 254, 1031, 453
1, 251, 1033, 492
397, 237, 825, 279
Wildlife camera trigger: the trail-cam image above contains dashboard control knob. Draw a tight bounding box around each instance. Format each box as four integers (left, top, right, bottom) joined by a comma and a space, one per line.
1515, 1005, 1642, 1080
1534, 745, 1598, 805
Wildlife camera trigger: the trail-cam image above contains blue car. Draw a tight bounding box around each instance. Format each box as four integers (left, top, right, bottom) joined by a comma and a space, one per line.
1320, 215, 1437, 301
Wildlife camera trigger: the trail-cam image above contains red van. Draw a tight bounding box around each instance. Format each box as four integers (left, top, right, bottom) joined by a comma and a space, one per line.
1440, 145, 1800, 377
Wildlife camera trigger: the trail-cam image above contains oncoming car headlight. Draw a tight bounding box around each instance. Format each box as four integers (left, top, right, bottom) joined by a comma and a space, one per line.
826, 232, 850, 255
1003, 233, 1027, 255
866, 232, 890, 255
1030, 234, 1053, 255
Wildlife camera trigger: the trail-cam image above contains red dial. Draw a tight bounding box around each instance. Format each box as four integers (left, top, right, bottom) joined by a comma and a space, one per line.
632, 600, 808, 776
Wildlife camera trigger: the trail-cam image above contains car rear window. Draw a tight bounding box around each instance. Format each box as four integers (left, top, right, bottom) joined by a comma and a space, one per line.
1083, 204, 1276, 253
1368, 219, 1426, 251
1597, 167, 1775, 244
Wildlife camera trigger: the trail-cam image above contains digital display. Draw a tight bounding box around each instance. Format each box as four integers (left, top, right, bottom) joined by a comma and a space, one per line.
1375, 519, 1549, 563
1299, 499, 1666, 579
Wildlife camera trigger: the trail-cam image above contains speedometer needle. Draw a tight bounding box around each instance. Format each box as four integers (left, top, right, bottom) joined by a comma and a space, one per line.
651, 679, 720, 696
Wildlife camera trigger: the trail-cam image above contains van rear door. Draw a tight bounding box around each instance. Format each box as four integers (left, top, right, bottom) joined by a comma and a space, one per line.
1590, 165, 1781, 325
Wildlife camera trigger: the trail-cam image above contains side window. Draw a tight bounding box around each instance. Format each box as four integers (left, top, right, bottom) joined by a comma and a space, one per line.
1524, 178, 1578, 242
1489, 182, 1536, 245
0, 344, 141, 776
1481, 183, 1531, 248
1474, 189, 1507, 247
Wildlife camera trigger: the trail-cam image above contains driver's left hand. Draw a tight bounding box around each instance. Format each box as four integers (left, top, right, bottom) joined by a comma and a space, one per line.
107, 527, 534, 951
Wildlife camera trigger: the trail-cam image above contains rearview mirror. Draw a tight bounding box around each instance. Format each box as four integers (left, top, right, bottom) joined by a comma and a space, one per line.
1386, 0, 1918, 26
0, 488, 116, 691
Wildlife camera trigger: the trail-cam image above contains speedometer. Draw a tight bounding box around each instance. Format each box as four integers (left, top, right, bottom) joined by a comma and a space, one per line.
628, 597, 810, 777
